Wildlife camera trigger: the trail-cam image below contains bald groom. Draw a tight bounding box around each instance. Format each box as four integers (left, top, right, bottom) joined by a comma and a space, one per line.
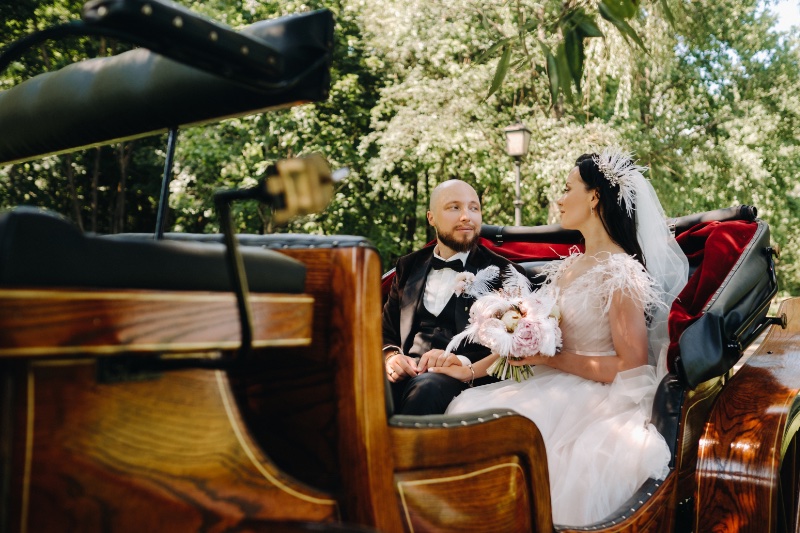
382, 179, 526, 414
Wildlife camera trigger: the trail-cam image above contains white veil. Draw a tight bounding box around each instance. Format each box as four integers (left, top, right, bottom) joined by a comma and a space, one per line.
594, 148, 689, 379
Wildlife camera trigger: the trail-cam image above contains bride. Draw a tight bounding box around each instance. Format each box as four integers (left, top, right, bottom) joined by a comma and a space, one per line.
429, 148, 689, 526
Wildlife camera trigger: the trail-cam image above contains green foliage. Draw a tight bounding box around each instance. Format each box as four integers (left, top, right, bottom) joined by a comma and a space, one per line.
1, 0, 799, 292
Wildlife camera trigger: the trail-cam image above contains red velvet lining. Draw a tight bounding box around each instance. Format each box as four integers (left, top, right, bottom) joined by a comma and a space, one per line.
380, 238, 582, 295
666, 220, 757, 372
478, 238, 582, 262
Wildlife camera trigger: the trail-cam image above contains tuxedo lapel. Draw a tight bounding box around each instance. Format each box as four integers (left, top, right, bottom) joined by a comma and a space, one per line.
455, 247, 491, 332
399, 253, 430, 349
398, 246, 504, 348
465, 246, 491, 273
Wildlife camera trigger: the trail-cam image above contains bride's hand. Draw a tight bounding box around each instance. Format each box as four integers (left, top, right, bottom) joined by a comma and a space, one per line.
427, 361, 472, 382
418, 349, 461, 373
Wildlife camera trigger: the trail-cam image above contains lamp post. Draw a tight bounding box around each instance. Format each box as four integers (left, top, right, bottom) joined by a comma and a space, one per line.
504, 121, 532, 226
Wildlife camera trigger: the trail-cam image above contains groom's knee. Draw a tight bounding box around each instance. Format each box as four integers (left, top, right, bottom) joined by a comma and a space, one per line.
396, 372, 465, 415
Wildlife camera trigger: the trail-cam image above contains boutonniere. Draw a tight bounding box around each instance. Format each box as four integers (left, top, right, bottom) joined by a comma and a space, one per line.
453, 272, 476, 296
453, 266, 499, 297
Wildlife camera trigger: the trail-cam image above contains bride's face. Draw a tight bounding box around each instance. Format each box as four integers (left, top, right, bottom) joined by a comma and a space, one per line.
557, 168, 596, 230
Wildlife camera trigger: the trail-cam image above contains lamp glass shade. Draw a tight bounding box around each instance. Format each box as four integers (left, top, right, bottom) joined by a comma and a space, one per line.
504, 122, 532, 157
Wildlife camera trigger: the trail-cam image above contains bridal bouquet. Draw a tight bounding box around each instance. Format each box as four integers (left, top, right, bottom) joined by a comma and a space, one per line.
445, 265, 562, 382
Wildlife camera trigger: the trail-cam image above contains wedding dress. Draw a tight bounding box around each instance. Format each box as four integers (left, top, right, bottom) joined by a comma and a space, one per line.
445, 252, 672, 527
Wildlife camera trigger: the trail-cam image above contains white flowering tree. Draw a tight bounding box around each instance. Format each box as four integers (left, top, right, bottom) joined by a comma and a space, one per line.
1, 0, 799, 290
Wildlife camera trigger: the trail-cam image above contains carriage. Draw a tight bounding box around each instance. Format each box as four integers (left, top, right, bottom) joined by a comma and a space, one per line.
1, 2, 799, 532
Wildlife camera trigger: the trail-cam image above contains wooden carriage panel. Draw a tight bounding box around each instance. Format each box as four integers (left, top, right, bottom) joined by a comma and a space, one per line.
394, 455, 532, 532
672, 376, 725, 509
0, 286, 350, 532
1, 359, 339, 533
0, 289, 312, 357
389, 415, 553, 532
247, 245, 401, 532
696, 297, 800, 532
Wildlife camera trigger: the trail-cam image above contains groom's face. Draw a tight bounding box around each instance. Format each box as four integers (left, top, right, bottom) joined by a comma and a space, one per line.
427, 180, 482, 255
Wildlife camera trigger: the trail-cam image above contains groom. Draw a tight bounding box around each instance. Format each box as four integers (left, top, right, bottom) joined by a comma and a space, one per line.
382, 179, 525, 415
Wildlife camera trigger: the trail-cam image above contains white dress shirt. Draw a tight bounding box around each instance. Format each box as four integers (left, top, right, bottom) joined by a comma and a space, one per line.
422, 251, 473, 366
423, 250, 469, 316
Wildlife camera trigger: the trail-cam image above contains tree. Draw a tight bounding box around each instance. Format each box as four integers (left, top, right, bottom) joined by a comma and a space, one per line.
2, 0, 799, 292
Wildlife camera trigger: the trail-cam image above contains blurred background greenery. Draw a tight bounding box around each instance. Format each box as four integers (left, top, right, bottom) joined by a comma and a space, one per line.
1, 0, 798, 294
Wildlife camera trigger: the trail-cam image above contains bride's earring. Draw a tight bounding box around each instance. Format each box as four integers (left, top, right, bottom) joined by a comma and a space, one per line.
590, 204, 594, 216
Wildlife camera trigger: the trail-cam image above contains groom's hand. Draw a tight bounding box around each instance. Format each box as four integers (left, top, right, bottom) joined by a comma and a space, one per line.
386, 354, 419, 383
418, 349, 461, 373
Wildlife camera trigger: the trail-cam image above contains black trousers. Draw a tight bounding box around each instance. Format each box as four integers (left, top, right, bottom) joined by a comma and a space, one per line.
390, 372, 468, 415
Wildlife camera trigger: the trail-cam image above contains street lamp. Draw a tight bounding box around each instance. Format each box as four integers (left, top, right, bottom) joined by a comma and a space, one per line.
504, 121, 531, 226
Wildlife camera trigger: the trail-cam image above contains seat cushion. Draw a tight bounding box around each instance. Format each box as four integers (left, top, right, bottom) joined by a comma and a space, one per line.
0, 207, 305, 293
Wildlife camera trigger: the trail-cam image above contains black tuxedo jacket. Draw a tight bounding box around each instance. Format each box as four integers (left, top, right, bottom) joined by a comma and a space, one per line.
382, 244, 526, 363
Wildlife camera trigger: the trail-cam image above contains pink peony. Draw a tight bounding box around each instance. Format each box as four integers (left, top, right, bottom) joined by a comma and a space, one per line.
511, 317, 544, 357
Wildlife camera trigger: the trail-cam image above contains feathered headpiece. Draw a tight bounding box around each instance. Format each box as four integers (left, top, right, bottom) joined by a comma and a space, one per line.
592, 147, 649, 217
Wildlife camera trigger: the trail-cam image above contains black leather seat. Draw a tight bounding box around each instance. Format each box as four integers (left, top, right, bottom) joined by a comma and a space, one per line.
0, 207, 306, 293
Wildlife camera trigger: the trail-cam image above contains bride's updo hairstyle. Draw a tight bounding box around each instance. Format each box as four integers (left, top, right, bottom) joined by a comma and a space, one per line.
575, 153, 646, 268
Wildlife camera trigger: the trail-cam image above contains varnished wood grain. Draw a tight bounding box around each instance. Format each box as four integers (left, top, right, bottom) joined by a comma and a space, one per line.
241, 246, 402, 532
673, 376, 726, 512
232, 249, 340, 492
395, 455, 533, 532
696, 297, 800, 532
390, 416, 553, 532
0, 289, 313, 356
328, 247, 401, 532
3, 360, 338, 533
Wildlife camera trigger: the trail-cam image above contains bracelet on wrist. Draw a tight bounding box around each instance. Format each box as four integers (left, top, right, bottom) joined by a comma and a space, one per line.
384, 350, 402, 363
464, 363, 475, 387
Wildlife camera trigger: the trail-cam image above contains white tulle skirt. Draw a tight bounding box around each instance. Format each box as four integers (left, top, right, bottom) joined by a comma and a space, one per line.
445, 364, 671, 527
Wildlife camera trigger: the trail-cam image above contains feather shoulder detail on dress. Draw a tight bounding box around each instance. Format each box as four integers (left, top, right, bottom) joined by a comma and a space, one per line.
594, 254, 662, 314
540, 253, 663, 316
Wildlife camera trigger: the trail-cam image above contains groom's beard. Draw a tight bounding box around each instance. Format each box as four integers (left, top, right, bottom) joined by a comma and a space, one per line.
436, 226, 479, 253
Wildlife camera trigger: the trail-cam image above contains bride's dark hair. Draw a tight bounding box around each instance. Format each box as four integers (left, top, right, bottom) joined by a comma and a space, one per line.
575, 153, 645, 268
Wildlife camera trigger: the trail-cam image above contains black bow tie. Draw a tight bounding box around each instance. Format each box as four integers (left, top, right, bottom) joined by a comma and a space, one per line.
430, 257, 465, 272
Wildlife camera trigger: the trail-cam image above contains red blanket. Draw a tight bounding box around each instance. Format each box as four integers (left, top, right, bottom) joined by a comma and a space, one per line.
666, 220, 757, 372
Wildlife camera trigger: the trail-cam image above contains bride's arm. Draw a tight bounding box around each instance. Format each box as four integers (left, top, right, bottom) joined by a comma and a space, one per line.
512, 290, 649, 383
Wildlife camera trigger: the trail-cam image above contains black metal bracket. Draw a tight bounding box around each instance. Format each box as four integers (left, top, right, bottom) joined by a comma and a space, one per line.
155, 127, 178, 239
727, 313, 788, 356
770, 313, 789, 329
